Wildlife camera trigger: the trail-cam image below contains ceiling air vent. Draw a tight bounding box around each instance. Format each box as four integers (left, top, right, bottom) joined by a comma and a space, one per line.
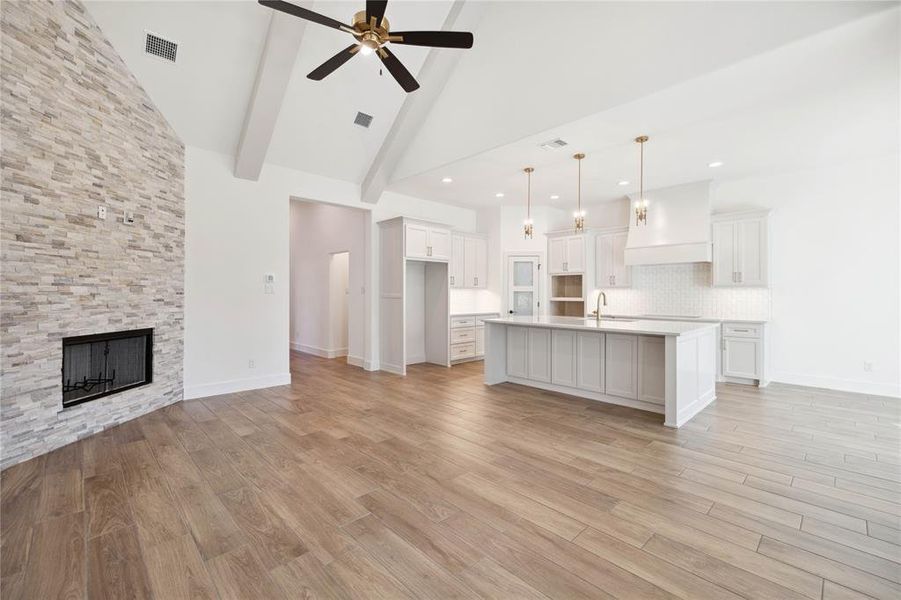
539, 138, 568, 151
354, 111, 374, 128
144, 32, 178, 63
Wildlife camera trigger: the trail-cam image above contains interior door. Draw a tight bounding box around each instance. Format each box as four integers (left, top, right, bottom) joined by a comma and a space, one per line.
507, 256, 540, 316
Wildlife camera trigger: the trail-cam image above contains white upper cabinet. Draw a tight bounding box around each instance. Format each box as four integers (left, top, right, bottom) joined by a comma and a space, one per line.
712, 212, 769, 287
596, 230, 631, 288
450, 235, 465, 288
548, 234, 585, 274
405, 223, 451, 261
451, 234, 488, 289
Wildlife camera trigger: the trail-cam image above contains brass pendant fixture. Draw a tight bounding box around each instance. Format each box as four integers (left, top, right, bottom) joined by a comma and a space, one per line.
634, 135, 649, 226
523, 167, 535, 239
573, 153, 586, 233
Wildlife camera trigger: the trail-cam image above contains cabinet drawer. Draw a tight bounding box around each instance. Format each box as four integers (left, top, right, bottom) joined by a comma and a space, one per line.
723, 323, 762, 338
451, 316, 476, 328
451, 342, 476, 360
451, 328, 475, 344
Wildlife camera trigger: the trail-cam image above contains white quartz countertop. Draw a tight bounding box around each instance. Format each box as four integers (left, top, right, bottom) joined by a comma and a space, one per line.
605, 313, 768, 324
483, 316, 719, 337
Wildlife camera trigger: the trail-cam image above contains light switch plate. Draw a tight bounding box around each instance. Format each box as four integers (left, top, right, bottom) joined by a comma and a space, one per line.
97, 206, 107, 220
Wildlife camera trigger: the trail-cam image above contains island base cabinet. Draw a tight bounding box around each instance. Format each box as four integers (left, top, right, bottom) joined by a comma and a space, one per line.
551, 330, 577, 387
528, 328, 551, 382
576, 332, 605, 392
638, 336, 666, 405
605, 334, 639, 400
506, 327, 528, 378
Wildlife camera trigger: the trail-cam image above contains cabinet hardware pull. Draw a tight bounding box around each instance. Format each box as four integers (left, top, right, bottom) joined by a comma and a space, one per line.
612, 275, 616, 285
474, 277, 478, 286
733, 329, 749, 332
450, 276, 454, 285
738, 272, 742, 283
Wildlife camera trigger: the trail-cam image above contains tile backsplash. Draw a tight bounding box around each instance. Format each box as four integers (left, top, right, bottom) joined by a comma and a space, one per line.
600, 263, 771, 320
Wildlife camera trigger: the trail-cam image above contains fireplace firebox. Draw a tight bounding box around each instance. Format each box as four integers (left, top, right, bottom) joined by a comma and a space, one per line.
61, 328, 153, 408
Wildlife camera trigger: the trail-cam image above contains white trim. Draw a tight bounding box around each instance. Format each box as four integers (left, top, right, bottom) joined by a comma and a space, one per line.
506, 376, 664, 415
363, 359, 379, 371
666, 387, 717, 428
770, 371, 901, 399
346, 354, 364, 368
184, 372, 291, 400
291, 343, 347, 359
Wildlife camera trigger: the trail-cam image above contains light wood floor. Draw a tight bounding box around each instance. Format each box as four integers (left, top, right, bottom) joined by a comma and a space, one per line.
2, 353, 900, 599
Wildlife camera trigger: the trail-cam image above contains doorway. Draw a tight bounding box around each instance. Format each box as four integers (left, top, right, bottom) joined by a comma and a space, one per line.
506, 254, 541, 316
329, 251, 350, 359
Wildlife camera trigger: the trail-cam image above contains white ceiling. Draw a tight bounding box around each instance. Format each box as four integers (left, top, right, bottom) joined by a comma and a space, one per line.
389, 6, 900, 209
85, 1, 897, 201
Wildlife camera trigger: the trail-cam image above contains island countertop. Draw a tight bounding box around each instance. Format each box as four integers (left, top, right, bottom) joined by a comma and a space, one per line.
483, 315, 719, 337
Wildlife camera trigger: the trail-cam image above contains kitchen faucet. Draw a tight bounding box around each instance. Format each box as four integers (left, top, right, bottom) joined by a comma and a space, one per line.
592, 291, 607, 322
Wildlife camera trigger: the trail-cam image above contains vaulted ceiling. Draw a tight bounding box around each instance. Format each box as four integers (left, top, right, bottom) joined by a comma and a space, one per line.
85, 1, 897, 207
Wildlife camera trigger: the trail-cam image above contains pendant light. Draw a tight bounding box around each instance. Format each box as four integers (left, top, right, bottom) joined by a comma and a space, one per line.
523, 167, 534, 239
634, 135, 649, 226
573, 153, 586, 233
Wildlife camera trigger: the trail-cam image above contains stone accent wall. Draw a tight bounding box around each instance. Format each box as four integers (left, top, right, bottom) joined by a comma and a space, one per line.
1, 0, 184, 468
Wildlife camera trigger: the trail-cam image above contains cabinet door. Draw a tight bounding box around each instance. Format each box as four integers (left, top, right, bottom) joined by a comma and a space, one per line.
576, 332, 605, 392
712, 221, 737, 286
475, 327, 485, 356
474, 237, 488, 288
506, 327, 528, 378
605, 334, 638, 399
548, 238, 567, 274
723, 337, 760, 379
551, 330, 577, 387
638, 336, 665, 405
566, 236, 585, 273
595, 235, 613, 287
463, 237, 482, 287
405, 223, 429, 259
450, 235, 465, 288
611, 231, 631, 287
428, 227, 451, 261
527, 328, 551, 382
737, 219, 766, 286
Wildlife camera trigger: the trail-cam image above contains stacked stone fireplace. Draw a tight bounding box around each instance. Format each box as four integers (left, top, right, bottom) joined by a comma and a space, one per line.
0, 0, 184, 468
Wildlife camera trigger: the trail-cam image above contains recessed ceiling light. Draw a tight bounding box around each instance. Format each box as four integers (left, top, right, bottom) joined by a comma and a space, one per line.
550, 194, 560, 200
618, 180, 629, 186
441, 177, 453, 183
495, 192, 504, 198
708, 161, 723, 168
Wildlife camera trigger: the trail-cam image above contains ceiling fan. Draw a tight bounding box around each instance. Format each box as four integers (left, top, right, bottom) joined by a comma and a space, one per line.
259, 1, 474, 93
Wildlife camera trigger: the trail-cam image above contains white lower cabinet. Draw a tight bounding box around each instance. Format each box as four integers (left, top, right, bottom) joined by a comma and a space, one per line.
475, 328, 485, 356
605, 334, 639, 400
551, 330, 577, 387
507, 327, 528, 377
528, 328, 551, 382
638, 336, 666, 405
576, 331, 605, 392
723, 337, 760, 379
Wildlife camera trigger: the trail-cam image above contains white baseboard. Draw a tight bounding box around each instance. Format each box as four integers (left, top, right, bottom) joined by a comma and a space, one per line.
364, 359, 379, 371
291, 342, 347, 359
184, 372, 292, 400
346, 354, 365, 368
770, 371, 900, 398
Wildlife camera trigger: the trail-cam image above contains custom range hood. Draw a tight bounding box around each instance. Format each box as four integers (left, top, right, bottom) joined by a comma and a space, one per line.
624, 181, 713, 265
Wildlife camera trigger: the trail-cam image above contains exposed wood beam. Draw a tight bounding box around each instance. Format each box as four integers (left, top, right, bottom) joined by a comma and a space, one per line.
234, 10, 308, 180
361, 0, 483, 204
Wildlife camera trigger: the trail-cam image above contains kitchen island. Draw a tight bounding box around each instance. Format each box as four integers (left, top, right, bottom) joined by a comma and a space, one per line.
483, 316, 719, 427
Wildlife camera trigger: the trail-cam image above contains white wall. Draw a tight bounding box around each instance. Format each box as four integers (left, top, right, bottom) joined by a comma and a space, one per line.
289, 202, 364, 362
714, 154, 900, 397
185, 147, 479, 393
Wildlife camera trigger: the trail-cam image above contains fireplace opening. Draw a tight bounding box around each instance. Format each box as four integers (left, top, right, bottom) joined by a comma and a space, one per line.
61, 328, 153, 408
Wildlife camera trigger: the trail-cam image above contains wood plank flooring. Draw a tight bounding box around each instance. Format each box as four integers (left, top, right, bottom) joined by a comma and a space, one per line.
2, 352, 899, 599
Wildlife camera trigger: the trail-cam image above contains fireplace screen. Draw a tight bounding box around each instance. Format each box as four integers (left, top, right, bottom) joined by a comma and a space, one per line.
62, 328, 153, 408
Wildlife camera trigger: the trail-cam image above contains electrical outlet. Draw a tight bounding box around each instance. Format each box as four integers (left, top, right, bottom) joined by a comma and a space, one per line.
264, 283, 274, 295
248, 360, 255, 369
863, 362, 873, 372
124, 211, 135, 224
97, 206, 107, 220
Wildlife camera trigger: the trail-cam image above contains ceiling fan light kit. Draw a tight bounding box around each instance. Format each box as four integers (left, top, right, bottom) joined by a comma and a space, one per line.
259, 0, 474, 93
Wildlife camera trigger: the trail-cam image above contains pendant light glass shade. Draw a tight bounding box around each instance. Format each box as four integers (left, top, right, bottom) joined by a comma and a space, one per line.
523, 167, 534, 239
634, 136, 649, 226
573, 153, 586, 233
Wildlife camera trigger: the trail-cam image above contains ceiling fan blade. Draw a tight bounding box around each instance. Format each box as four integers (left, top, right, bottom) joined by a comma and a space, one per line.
378, 47, 419, 92
391, 31, 473, 49
259, 1, 349, 32
366, 1, 388, 27
307, 44, 359, 81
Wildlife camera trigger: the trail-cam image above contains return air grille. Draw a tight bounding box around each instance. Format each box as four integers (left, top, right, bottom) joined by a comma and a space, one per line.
354, 111, 374, 128
539, 138, 568, 150
145, 32, 178, 63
